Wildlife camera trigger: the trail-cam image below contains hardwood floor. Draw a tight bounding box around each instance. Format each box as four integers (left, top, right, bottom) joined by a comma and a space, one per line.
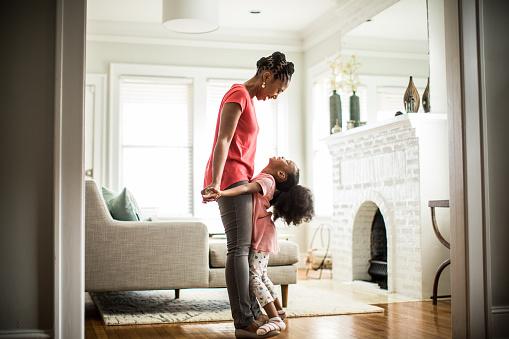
86, 297, 451, 338
86, 269, 450, 338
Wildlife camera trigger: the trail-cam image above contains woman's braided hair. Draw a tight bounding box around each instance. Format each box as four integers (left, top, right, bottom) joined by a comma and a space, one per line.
256, 51, 295, 82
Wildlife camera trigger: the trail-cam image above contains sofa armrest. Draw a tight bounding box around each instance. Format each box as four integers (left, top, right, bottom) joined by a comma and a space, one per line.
86, 220, 209, 291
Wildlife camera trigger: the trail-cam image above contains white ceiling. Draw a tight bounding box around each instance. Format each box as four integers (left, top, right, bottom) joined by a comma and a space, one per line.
346, 0, 428, 41
87, 0, 338, 33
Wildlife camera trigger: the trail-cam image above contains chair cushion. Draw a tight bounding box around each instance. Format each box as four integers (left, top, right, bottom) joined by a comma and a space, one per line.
209, 239, 299, 268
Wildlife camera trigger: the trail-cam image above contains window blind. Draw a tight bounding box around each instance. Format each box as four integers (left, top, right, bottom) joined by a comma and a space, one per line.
119, 76, 193, 218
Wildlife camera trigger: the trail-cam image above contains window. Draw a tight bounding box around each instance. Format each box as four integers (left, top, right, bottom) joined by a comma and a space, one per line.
119, 76, 193, 218
376, 86, 407, 121
253, 98, 278, 174
311, 79, 333, 217
311, 76, 369, 217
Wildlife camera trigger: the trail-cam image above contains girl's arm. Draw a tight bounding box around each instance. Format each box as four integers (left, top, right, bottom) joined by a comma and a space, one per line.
220, 182, 262, 197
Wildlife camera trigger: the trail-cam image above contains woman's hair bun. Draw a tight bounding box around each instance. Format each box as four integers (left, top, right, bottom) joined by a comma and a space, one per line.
256, 51, 294, 81
256, 56, 269, 69
271, 51, 286, 64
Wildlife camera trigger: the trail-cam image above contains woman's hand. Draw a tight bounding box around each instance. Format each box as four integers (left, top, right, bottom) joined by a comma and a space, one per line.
201, 184, 221, 203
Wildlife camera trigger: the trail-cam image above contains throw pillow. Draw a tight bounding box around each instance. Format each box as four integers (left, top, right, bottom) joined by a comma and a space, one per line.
101, 186, 141, 221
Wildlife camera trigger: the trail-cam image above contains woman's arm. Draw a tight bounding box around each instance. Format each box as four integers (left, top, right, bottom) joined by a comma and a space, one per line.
202, 102, 243, 202
220, 182, 262, 197
211, 102, 243, 186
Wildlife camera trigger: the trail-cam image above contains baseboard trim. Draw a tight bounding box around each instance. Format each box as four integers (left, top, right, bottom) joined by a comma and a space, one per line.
492, 306, 509, 314
492, 307, 509, 338
0, 330, 52, 338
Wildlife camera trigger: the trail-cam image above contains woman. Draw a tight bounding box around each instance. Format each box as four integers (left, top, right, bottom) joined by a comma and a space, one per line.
202, 52, 294, 338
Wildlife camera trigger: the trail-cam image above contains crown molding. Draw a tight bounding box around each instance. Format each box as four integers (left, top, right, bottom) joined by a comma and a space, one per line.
87, 20, 303, 52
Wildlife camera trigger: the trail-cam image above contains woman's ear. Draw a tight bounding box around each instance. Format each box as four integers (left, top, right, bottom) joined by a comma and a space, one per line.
262, 70, 272, 83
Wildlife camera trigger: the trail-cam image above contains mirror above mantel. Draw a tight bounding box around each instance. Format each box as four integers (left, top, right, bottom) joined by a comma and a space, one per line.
325, 0, 447, 131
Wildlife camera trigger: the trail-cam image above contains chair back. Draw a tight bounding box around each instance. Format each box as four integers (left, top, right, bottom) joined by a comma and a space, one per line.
85, 179, 113, 225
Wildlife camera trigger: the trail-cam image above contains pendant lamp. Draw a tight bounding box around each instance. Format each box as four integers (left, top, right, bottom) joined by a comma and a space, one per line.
162, 0, 219, 34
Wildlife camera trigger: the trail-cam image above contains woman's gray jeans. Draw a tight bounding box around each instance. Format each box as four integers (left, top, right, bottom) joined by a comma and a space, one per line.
217, 181, 262, 329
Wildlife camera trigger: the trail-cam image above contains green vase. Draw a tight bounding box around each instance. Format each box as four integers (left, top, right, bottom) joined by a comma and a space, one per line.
350, 91, 360, 126
329, 90, 342, 134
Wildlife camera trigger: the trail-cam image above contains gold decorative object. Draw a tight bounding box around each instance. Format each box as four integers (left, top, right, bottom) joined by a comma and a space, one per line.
422, 77, 430, 113
404, 76, 420, 113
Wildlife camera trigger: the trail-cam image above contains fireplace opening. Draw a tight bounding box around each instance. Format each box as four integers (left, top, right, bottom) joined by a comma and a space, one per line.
368, 208, 387, 289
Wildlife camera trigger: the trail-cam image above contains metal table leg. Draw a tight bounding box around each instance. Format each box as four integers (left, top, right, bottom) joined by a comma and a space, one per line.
428, 200, 451, 305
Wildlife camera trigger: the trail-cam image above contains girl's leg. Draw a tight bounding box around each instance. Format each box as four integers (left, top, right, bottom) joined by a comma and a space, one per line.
249, 253, 286, 335
249, 252, 275, 312
260, 255, 286, 319
218, 182, 261, 330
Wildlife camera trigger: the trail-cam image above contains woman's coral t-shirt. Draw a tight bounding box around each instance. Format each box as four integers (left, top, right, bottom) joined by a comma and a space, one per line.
203, 84, 259, 190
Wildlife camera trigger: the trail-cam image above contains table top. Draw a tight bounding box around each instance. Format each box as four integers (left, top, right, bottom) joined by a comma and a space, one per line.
428, 200, 450, 208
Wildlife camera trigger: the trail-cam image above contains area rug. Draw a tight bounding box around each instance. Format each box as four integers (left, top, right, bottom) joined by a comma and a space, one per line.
90, 281, 383, 325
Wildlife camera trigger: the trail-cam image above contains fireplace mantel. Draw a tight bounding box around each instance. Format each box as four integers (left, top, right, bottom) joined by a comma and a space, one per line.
327, 113, 447, 144
326, 113, 450, 299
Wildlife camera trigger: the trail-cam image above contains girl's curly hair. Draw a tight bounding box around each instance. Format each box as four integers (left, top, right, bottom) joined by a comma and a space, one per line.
271, 185, 314, 225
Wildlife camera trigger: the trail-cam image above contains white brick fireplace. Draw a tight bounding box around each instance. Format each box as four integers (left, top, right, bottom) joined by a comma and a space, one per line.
327, 114, 451, 299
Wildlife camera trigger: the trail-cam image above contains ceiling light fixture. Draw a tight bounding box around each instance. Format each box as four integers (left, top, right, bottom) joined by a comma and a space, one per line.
162, 0, 219, 34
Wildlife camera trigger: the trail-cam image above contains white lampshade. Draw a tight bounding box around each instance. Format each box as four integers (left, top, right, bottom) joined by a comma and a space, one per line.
162, 0, 219, 34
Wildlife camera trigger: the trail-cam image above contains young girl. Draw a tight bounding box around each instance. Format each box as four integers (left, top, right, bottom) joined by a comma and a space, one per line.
210, 156, 314, 337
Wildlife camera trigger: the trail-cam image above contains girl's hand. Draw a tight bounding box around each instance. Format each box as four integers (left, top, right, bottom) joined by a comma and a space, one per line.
201, 184, 220, 203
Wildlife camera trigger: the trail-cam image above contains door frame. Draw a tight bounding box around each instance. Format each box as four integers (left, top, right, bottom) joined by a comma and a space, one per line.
54, 0, 86, 338
55, 0, 473, 337
444, 0, 469, 337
